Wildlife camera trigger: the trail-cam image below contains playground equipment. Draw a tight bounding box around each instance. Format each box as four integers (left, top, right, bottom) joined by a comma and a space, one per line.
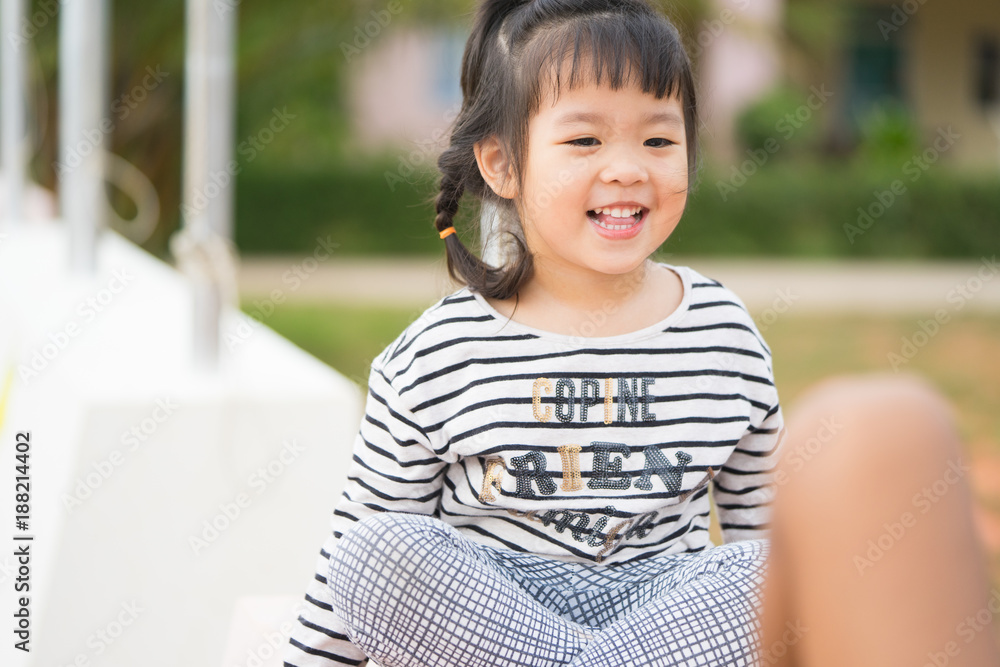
0, 2, 361, 665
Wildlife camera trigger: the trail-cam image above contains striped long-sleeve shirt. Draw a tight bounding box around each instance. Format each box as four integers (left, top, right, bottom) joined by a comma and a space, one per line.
284, 263, 785, 666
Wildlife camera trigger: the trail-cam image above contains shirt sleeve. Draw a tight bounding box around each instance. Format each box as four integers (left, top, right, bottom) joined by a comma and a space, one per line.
284, 363, 449, 666
711, 400, 786, 544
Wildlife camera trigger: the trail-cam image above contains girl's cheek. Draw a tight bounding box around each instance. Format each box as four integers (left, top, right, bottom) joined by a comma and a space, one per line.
655, 163, 689, 187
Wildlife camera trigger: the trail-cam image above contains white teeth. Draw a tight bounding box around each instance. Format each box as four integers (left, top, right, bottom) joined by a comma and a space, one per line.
593, 218, 635, 231
587, 206, 644, 232
593, 206, 642, 218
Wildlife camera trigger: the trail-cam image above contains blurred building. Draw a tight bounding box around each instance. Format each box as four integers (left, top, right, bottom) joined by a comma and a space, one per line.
345, 26, 464, 158
347, 0, 1000, 170
836, 0, 1000, 169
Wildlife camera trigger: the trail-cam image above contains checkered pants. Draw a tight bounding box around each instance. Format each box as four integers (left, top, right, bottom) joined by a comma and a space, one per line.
328, 513, 769, 667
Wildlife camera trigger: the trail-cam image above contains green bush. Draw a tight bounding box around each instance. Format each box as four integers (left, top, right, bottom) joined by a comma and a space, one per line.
235, 159, 1000, 259
853, 103, 923, 166
734, 85, 823, 158
674, 162, 1000, 258
236, 160, 440, 255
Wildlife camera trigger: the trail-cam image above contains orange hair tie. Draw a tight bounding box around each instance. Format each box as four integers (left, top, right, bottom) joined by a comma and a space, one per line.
439, 226, 457, 240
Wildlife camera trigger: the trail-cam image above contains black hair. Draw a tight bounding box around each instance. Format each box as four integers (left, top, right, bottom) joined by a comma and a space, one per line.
434, 0, 698, 299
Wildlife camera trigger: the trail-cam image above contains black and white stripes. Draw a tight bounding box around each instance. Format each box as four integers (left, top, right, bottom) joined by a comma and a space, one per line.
284, 263, 785, 667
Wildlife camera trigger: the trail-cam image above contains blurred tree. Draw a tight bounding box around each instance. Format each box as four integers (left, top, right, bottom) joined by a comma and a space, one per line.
735, 83, 824, 159
30, 0, 185, 257
30, 0, 451, 258
853, 102, 922, 166
779, 0, 850, 154
782, 0, 846, 84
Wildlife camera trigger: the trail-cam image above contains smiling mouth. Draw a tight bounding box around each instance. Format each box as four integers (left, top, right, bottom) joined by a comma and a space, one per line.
587, 206, 646, 231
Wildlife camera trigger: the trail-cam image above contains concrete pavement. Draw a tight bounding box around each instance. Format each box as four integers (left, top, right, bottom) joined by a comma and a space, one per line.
237, 255, 1000, 314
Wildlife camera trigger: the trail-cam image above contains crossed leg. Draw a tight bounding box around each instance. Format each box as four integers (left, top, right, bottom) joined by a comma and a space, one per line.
759, 374, 1000, 666
329, 512, 770, 667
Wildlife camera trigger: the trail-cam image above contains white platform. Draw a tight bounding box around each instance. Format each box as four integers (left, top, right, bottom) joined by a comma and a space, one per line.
0, 222, 362, 666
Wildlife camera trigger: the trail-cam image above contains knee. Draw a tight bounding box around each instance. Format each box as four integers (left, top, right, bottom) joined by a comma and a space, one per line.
778, 373, 964, 495
329, 513, 453, 594
328, 513, 454, 627
791, 373, 954, 427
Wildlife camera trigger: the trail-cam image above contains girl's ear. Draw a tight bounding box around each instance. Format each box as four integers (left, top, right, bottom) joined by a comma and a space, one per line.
474, 136, 518, 200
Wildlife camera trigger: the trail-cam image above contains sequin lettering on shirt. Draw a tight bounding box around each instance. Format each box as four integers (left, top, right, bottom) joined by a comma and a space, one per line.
511, 451, 558, 498
580, 379, 600, 422
617, 377, 640, 422
641, 377, 657, 421
588, 442, 632, 490
557, 444, 583, 492
604, 378, 613, 424
530, 377, 656, 424
554, 379, 575, 423
532, 378, 553, 422
636, 447, 692, 494
479, 457, 506, 503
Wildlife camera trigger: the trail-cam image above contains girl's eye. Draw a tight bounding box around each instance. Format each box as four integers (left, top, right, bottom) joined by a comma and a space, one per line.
645, 138, 676, 148
568, 138, 600, 147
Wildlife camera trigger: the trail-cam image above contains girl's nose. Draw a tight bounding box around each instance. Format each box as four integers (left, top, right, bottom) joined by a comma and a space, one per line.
598, 148, 648, 186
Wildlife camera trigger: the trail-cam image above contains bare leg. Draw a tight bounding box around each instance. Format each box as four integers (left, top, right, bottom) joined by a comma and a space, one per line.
759, 374, 999, 667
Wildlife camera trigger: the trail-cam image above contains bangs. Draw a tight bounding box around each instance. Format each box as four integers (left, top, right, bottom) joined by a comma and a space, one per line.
519, 13, 692, 116
499, 9, 698, 187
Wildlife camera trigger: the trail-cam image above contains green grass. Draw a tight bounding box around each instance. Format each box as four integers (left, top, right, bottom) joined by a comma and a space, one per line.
258, 302, 425, 387
765, 315, 1000, 454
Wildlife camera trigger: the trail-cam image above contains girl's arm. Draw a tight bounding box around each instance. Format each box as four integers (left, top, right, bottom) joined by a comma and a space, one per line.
284, 364, 448, 666
712, 400, 786, 544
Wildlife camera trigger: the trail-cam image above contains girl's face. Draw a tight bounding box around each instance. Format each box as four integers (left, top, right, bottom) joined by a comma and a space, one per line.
515, 75, 689, 280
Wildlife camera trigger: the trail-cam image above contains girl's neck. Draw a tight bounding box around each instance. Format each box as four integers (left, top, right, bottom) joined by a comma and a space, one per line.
486, 259, 684, 337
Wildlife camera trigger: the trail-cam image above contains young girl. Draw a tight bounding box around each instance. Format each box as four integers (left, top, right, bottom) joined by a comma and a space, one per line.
284, 1, 998, 665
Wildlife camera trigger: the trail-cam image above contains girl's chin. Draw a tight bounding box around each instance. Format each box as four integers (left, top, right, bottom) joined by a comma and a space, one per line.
571, 254, 653, 278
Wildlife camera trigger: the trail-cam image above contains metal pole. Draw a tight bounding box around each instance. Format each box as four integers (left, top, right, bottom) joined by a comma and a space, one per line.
208, 1, 235, 241
184, 0, 235, 241
179, 0, 237, 369
2, 0, 27, 226
60, 0, 107, 273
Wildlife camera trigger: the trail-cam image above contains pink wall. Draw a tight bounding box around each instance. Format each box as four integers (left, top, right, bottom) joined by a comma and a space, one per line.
347, 28, 460, 156
697, 0, 785, 161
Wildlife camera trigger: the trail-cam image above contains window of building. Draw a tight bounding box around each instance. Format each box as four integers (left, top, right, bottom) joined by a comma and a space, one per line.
432, 30, 465, 108
844, 4, 907, 121
976, 36, 1000, 107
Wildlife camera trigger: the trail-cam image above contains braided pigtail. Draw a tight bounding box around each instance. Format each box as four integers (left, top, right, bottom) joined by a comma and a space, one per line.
435, 141, 533, 300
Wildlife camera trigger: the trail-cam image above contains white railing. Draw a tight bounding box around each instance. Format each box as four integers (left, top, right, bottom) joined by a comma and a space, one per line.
59, 0, 108, 274
171, 0, 239, 369
3, 0, 236, 369
1, 0, 27, 226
